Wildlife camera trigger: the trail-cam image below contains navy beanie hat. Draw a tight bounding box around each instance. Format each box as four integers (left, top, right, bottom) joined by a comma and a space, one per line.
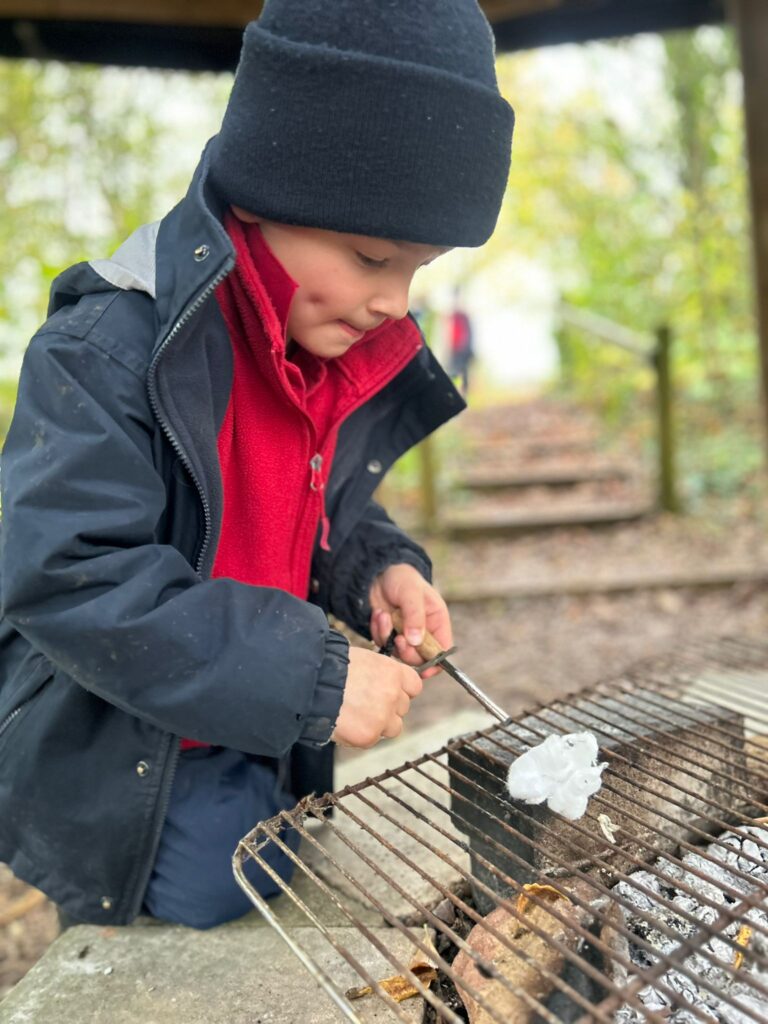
209, 0, 515, 248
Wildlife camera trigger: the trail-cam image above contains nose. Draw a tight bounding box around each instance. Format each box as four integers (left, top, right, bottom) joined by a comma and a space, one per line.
369, 277, 411, 322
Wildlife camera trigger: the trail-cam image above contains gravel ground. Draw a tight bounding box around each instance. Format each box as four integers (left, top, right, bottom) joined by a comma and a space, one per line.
378, 578, 768, 736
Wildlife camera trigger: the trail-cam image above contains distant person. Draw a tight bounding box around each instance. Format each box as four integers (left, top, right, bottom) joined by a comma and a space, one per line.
0, 0, 514, 930
447, 291, 476, 396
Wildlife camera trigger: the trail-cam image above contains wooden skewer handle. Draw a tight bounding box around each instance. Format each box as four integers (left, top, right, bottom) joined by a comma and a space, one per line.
391, 610, 444, 661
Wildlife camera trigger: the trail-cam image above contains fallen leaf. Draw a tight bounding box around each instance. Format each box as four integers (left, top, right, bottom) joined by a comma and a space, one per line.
598, 813, 620, 844
515, 883, 569, 917
734, 924, 752, 970
346, 926, 438, 1004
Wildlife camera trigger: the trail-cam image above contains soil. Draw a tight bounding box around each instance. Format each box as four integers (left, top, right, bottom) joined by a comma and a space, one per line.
2, 397, 768, 999
0, 866, 58, 999
387, 582, 768, 737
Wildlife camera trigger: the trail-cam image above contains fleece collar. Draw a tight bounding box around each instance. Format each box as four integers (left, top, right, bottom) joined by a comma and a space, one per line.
211, 212, 423, 596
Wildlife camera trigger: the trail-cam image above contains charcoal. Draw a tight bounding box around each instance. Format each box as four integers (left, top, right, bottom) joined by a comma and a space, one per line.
448, 692, 748, 914
612, 826, 768, 1023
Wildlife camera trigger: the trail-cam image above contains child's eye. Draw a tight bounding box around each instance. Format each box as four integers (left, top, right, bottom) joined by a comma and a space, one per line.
356, 251, 389, 269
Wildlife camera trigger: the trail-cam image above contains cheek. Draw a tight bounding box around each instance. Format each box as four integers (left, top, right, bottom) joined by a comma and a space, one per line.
288, 291, 326, 335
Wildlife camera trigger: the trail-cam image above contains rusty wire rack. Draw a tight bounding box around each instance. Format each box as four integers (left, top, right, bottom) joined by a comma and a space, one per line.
233, 636, 768, 1023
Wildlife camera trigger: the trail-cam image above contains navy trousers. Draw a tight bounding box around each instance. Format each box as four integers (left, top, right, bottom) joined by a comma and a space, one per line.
143, 746, 300, 929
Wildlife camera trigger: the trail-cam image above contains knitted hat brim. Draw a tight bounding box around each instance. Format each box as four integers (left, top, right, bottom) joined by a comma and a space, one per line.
210, 24, 514, 248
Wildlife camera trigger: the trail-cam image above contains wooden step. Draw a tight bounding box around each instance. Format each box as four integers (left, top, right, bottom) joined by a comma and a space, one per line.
465, 437, 600, 462
454, 464, 630, 491
442, 565, 768, 603
442, 502, 652, 539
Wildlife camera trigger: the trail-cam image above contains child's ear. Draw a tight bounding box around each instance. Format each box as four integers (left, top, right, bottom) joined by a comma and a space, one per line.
230, 205, 262, 224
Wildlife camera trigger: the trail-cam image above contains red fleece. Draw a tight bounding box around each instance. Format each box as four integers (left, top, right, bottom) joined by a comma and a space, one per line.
180, 212, 422, 749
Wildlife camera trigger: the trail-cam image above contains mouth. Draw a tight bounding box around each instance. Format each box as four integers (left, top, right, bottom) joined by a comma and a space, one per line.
336, 320, 367, 341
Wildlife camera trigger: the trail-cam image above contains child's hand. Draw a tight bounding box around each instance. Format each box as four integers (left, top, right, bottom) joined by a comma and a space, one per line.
331, 648, 422, 748
369, 564, 453, 679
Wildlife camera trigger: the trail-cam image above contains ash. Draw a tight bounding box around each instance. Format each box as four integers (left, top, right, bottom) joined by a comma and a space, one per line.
614, 826, 768, 1023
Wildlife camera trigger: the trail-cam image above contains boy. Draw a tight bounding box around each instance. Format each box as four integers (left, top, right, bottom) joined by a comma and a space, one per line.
0, 0, 513, 929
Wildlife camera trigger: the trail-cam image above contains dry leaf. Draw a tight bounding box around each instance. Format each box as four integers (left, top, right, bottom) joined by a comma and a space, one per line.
515, 882, 568, 917
734, 924, 752, 970
598, 813, 620, 844
346, 926, 438, 1004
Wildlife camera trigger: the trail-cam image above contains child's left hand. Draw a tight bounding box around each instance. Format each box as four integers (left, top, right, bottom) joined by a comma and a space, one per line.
369, 564, 452, 679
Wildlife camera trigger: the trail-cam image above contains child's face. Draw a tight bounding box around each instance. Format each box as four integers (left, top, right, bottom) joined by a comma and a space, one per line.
232, 207, 447, 358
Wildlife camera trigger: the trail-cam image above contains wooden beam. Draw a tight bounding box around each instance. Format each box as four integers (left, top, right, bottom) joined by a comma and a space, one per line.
0, 0, 263, 26
0, 0, 562, 28
732, 0, 768, 450
482, 0, 563, 23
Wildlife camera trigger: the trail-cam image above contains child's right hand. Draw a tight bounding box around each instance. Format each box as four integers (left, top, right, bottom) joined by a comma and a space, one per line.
330, 648, 423, 749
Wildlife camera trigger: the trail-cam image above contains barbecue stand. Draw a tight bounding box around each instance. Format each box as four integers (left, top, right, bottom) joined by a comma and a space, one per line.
233, 637, 768, 1023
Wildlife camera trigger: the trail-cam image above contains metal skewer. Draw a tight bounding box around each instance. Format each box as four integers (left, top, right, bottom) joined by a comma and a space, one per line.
387, 613, 509, 723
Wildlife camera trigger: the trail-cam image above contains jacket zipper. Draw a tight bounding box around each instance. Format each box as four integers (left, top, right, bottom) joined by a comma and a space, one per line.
0, 701, 29, 739
136, 258, 233, 920
146, 258, 234, 576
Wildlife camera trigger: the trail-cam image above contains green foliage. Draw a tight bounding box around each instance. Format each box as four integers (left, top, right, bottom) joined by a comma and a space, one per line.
0, 58, 231, 369
481, 29, 760, 502
0, 38, 763, 507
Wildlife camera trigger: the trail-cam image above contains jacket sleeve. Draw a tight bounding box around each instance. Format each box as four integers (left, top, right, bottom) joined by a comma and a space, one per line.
0, 330, 347, 756
324, 499, 432, 639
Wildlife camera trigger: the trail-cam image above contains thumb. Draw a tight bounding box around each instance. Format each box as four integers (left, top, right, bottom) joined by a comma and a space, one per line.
395, 599, 426, 648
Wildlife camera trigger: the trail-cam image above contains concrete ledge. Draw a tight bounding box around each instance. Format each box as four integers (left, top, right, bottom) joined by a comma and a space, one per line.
0, 923, 427, 1024
1, 713, 488, 1024
336, 708, 491, 790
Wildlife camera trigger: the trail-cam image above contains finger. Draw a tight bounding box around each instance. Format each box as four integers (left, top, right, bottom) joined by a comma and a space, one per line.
381, 716, 403, 740
393, 633, 446, 679
370, 608, 389, 647
395, 691, 411, 718
396, 593, 426, 648
377, 609, 393, 644
425, 599, 453, 651
398, 666, 423, 699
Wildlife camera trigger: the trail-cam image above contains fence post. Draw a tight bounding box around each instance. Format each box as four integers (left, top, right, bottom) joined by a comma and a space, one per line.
654, 324, 680, 513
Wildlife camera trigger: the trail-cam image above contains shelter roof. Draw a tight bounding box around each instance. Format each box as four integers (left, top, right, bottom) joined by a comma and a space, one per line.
0, 0, 726, 70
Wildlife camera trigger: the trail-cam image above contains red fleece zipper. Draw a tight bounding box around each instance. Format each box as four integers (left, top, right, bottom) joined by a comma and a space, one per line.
179, 213, 422, 749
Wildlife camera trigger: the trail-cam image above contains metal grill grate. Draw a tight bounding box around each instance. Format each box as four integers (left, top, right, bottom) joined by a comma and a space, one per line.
233, 637, 768, 1023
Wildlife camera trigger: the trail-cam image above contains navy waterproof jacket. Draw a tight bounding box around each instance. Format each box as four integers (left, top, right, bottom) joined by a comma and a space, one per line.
0, 147, 464, 924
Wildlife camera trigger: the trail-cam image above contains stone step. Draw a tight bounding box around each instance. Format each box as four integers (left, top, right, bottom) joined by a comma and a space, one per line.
454, 464, 630, 492
442, 502, 653, 540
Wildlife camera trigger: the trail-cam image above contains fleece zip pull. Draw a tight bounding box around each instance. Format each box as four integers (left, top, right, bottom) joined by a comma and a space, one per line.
309, 453, 331, 552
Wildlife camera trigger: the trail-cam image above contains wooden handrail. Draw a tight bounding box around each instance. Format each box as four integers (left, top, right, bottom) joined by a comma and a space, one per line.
558, 302, 654, 361
557, 302, 679, 513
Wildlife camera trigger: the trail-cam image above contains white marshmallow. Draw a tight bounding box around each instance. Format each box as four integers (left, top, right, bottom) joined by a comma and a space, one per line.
505, 731, 607, 821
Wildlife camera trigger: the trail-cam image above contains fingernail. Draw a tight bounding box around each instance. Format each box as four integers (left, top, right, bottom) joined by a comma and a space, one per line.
406, 629, 423, 645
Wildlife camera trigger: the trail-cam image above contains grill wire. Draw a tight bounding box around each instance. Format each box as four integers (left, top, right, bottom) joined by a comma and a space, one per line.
234, 637, 768, 1023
